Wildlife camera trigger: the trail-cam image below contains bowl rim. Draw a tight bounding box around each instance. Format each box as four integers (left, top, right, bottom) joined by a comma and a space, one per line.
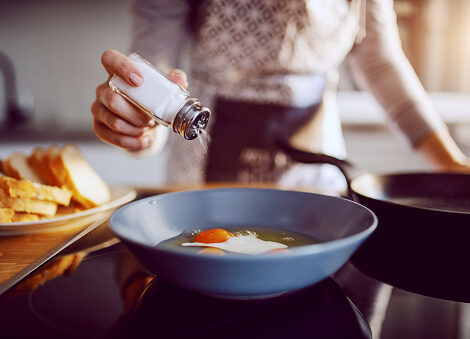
109, 188, 378, 261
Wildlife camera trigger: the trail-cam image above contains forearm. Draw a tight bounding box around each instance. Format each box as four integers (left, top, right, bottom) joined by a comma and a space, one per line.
348, 0, 446, 148
347, 0, 470, 172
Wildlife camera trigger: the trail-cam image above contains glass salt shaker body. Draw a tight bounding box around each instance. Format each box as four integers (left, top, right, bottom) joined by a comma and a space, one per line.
108, 53, 210, 140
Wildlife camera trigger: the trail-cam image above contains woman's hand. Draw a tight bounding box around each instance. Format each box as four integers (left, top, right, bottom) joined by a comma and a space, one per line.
418, 130, 470, 173
91, 49, 188, 151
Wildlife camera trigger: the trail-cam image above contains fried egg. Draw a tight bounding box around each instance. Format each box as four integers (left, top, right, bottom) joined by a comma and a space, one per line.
181, 228, 288, 255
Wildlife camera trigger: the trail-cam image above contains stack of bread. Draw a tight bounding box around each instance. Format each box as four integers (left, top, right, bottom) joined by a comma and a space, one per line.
0, 144, 111, 223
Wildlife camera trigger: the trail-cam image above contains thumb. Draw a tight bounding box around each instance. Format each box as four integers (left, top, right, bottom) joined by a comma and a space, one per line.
168, 69, 188, 89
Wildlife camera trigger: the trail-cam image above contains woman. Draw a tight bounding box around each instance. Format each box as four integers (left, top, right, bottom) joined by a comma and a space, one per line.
91, 0, 470, 336
92, 0, 470, 184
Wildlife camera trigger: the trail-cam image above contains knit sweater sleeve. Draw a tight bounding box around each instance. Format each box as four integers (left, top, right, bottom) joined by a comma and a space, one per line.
347, 0, 447, 147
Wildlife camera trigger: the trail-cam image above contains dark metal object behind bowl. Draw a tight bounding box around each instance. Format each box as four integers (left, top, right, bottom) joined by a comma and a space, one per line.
278, 139, 470, 303
0, 51, 31, 130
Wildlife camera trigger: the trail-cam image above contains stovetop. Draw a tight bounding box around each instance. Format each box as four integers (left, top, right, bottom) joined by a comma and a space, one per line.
0, 230, 468, 339
0, 242, 371, 339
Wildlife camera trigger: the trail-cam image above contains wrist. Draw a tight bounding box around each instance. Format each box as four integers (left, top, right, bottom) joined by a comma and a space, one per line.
417, 130, 467, 171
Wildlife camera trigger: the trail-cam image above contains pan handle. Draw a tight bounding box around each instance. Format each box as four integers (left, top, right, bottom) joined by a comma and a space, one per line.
276, 139, 359, 201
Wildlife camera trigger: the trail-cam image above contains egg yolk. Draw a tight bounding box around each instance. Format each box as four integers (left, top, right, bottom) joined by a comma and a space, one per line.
195, 228, 233, 243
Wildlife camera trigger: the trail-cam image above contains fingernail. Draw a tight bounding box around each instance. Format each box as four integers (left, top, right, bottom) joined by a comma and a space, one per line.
129, 73, 143, 86
147, 120, 156, 127
143, 135, 153, 147
173, 73, 188, 87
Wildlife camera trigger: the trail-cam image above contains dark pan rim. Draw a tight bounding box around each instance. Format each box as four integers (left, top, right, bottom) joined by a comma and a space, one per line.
351, 171, 470, 215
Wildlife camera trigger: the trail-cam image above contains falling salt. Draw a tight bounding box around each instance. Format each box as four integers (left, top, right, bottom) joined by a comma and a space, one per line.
197, 128, 211, 155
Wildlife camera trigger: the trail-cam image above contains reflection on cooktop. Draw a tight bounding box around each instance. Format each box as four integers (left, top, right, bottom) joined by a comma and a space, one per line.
0, 244, 128, 339
27, 251, 124, 336
110, 277, 371, 339
0, 243, 370, 339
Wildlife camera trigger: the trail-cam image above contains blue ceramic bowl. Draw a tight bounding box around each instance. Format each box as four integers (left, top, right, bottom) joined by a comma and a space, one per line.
110, 188, 377, 299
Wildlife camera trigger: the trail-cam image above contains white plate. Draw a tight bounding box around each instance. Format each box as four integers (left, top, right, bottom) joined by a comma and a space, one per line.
0, 186, 137, 236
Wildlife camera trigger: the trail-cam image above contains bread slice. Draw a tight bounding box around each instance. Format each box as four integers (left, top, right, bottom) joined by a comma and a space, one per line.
0, 190, 57, 216
4, 152, 47, 184
0, 176, 72, 206
45, 145, 61, 164
28, 147, 61, 186
56, 202, 86, 216
11, 212, 41, 222
0, 207, 14, 222
49, 145, 110, 208
0, 159, 5, 175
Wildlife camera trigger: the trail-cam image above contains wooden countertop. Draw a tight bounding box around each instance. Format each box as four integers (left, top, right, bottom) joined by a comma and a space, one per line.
0, 216, 110, 295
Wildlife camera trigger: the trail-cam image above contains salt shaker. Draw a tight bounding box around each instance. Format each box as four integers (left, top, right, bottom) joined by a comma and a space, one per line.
108, 53, 210, 140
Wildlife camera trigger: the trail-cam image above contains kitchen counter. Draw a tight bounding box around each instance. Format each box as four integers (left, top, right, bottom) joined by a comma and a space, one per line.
0, 185, 371, 339
338, 91, 470, 126
0, 129, 97, 142
0, 186, 468, 338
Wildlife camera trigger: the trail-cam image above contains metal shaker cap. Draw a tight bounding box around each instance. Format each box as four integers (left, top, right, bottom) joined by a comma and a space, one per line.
172, 99, 211, 140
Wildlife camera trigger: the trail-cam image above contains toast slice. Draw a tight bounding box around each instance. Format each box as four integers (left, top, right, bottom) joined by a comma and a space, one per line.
11, 212, 41, 222
0, 176, 72, 206
56, 202, 86, 216
0, 190, 57, 216
45, 145, 61, 165
3, 152, 47, 184
0, 207, 14, 223
0, 159, 5, 175
28, 147, 61, 186
49, 145, 110, 208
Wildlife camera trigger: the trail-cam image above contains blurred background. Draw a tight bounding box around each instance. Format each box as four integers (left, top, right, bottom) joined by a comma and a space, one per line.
1, 0, 470, 186
0, 1, 470, 338
1, 0, 470, 125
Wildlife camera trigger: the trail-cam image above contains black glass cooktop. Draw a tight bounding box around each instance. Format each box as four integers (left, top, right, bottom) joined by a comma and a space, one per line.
0, 242, 370, 339
1, 218, 468, 339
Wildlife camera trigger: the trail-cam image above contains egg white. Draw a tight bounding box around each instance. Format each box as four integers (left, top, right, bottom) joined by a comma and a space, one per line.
181, 234, 288, 255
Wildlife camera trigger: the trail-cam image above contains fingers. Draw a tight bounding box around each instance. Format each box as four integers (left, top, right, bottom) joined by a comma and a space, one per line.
96, 83, 155, 128
91, 101, 147, 137
168, 69, 188, 89
94, 51, 189, 151
94, 120, 155, 150
101, 49, 143, 86
92, 80, 157, 150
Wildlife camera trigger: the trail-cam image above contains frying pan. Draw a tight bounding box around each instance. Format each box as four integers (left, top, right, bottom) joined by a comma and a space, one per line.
278, 140, 470, 302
